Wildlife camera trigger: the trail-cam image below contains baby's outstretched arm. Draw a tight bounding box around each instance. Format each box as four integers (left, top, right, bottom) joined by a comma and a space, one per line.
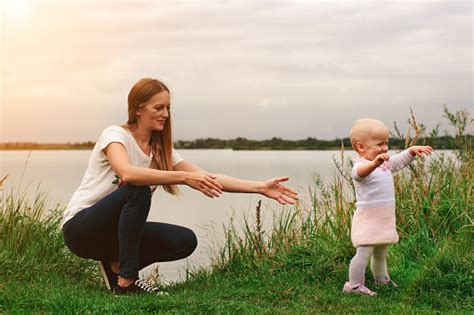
409, 145, 433, 157
356, 153, 390, 178
390, 145, 433, 172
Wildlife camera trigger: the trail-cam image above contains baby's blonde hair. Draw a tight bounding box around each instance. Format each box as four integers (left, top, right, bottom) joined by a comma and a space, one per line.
350, 118, 388, 152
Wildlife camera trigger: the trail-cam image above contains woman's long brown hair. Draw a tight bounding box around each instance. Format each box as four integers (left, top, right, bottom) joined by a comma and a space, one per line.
124, 78, 179, 195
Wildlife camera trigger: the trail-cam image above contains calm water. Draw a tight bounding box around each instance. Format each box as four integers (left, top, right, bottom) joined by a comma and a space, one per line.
1, 149, 431, 282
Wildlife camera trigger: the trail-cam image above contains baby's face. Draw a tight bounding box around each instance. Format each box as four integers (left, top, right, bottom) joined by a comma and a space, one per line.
360, 128, 389, 161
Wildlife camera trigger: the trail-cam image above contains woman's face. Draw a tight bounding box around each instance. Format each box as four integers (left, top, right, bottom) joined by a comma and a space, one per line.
136, 91, 170, 131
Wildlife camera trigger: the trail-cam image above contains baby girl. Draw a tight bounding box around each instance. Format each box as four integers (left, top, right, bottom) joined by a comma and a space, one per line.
343, 118, 433, 296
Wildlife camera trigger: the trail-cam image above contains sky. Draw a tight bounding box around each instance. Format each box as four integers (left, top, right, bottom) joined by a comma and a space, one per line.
1, 0, 472, 142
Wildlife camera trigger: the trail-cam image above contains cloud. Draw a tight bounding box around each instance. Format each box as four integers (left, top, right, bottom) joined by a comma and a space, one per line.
1, 0, 472, 141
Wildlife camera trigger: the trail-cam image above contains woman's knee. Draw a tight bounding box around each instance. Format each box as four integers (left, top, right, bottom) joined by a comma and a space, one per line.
178, 227, 198, 257
164, 227, 198, 259
141, 223, 198, 262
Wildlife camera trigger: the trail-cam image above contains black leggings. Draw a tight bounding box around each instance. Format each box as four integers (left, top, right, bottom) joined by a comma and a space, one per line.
62, 184, 197, 279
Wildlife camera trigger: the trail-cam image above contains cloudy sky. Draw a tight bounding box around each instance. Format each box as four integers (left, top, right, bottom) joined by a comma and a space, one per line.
1, 0, 472, 142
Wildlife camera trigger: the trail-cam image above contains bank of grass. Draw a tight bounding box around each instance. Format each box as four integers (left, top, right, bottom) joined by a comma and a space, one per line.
1, 108, 472, 313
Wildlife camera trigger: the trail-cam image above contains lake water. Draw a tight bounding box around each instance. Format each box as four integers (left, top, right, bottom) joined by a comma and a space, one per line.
0, 149, 441, 282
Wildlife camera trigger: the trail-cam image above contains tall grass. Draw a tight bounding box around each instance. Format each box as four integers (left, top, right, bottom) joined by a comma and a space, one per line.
0, 187, 98, 284
212, 107, 473, 302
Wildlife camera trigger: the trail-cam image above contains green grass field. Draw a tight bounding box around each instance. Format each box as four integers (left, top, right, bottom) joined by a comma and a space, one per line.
1, 108, 472, 313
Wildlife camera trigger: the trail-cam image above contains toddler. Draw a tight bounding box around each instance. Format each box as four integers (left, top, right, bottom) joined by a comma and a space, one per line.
343, 118, 433, 296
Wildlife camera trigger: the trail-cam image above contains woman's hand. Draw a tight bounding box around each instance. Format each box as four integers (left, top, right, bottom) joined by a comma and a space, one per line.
409, 145, 433, 157
260, 177, 298, 205
184, 171, 223, 198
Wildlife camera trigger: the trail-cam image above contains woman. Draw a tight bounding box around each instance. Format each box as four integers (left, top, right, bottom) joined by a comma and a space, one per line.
61, 78, 298, 295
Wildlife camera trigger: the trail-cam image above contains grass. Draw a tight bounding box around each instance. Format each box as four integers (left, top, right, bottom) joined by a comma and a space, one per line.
0, 107, 472, 313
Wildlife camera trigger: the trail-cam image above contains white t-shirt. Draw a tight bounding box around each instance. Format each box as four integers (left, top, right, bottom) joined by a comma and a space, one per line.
61, 125, 183, 228
352, 149, 414, 209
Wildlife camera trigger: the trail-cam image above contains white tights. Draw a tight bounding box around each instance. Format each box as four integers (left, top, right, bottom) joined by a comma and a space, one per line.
349, 244, 389, 285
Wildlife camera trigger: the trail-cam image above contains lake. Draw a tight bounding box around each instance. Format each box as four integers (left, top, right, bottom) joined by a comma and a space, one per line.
1, 149, 440, 282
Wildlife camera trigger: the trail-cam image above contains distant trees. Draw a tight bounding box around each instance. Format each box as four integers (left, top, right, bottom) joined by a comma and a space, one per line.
1, 136, 470, 151
172, 136, 468, 150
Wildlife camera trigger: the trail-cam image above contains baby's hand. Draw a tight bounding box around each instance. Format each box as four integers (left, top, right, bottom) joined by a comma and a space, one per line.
409, 145, 433, 157
374, 153, 390, 166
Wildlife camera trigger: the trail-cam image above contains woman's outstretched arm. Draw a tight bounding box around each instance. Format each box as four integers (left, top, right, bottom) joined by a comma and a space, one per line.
105, 143, 222, 198
174, 160, 298, 205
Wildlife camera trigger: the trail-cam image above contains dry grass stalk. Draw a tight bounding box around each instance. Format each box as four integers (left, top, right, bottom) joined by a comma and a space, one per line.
145, 264, 162, 285
255, 200, 263, 250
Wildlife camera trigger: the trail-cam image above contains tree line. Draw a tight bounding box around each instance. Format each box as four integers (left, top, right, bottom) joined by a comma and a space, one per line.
0, 136, 470, 151
174, 135, 469, 150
